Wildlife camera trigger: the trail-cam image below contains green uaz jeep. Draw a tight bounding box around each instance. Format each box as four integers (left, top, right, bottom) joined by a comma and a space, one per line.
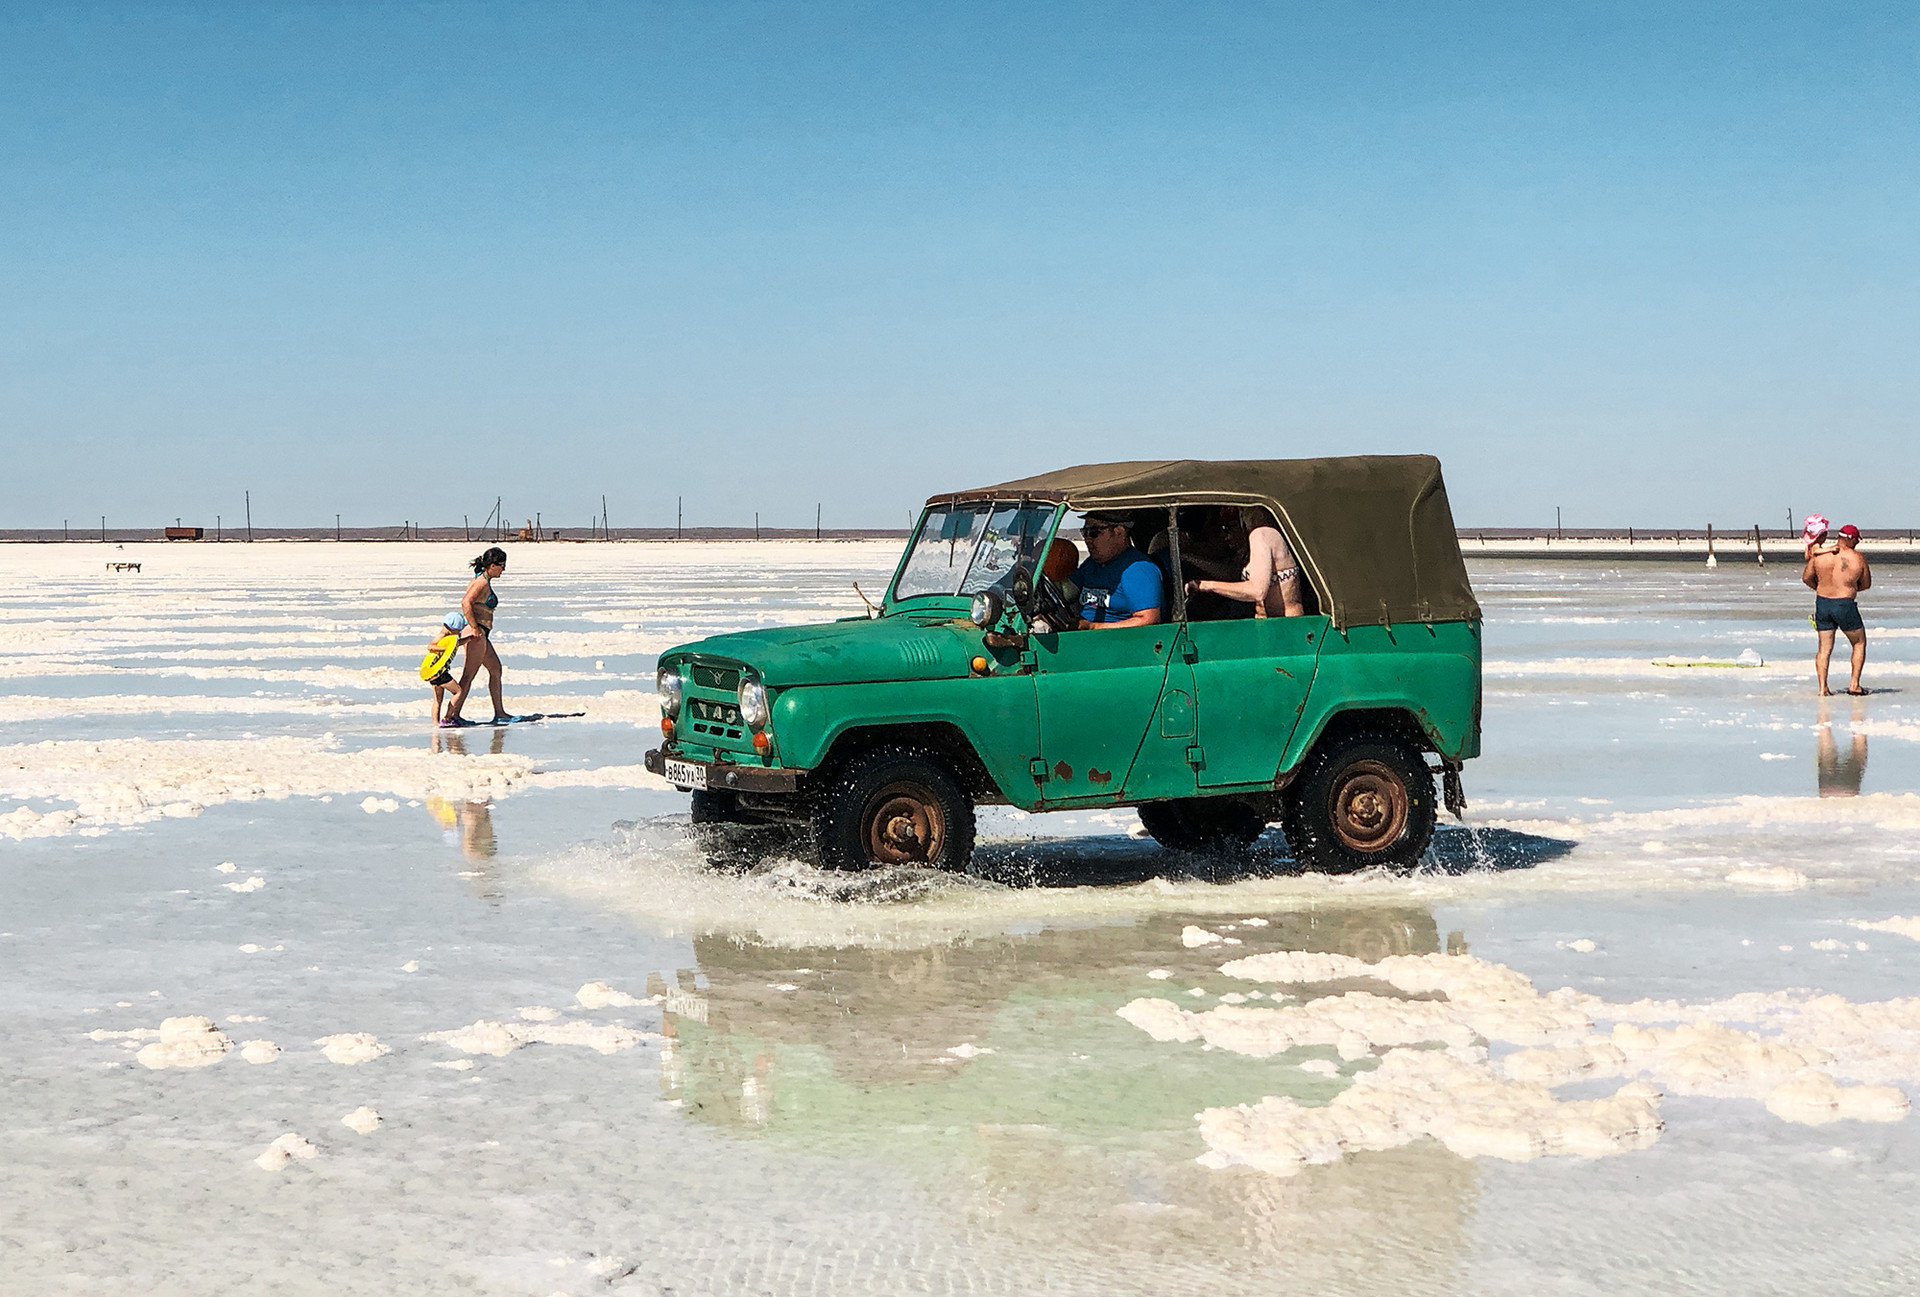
643, 455, 1482, 873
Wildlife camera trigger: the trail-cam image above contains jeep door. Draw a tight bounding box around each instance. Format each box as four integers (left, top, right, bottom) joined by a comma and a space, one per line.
1186, 614, 1326, 787
1031, 625, 1177, 802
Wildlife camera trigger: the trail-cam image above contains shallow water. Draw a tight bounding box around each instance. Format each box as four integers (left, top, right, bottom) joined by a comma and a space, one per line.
3, 542, 1919, 1294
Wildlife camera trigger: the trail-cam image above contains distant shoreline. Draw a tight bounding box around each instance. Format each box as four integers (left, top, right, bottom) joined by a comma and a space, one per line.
6, 527, 1919, 563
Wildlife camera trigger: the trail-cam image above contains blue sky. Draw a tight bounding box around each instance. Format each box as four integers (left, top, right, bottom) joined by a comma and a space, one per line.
2, 2, 1915, 529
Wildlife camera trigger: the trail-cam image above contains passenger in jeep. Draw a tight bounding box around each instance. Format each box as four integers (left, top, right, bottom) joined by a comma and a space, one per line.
1072, 512, 1165, 629
1186, 507, 1306, 617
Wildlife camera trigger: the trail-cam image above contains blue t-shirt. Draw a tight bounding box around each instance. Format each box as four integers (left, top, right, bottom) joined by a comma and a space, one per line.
1074, 548, 1164, 623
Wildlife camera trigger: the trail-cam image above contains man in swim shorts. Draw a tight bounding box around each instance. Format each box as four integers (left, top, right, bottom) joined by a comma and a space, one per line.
1802, 520, 1872, 696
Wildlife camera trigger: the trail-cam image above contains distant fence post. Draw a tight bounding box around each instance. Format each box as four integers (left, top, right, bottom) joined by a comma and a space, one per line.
1752, 524, 1765, 566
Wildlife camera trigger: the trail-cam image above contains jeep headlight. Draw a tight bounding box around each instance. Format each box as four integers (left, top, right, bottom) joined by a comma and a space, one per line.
969, 589, 1003, 629
656, 664, 683, 715
738, 678, 769, 728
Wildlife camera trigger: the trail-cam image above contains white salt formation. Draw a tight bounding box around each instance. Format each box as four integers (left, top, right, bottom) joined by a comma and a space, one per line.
134, 1017, 232, 1070
424, 1017, 655, 1057
0, 734, 650, 840
575, 981, 648, 1009
313, 1033, 391, 1065
1852, 916, 1920, 942
1122, 948, 1920, 1177
1197, 1050, 1665, 1175
340, 1106, 382, 1134
1725, 866, 1809, 890
239, 1039, 280, 1064
222, 876, 265, 893
254, 1133, 319, 1171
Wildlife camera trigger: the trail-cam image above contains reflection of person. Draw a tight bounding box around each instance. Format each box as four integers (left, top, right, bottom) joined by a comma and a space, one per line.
443, 547, 519, 726
1186, 507, 1306, 618
1072, 513, 1164, 630
1816, 695, 1868, 798
429, 726, 504, 866
1802, 519, 1871, 696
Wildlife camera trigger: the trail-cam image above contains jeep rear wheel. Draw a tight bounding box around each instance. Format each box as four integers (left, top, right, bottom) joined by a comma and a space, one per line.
1136, 797, 1268, 856
1281, 734, 1435, 873
811, 747, 976, 871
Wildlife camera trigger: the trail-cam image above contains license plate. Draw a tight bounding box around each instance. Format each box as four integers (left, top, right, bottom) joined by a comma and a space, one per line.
663, 758, 708, 790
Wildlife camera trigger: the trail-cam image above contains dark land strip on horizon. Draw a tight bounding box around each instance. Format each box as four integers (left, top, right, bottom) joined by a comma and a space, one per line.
4, 524, 1920, 562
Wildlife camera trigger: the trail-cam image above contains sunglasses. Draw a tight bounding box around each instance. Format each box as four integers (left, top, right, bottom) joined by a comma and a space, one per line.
1081, 523, 1121, 539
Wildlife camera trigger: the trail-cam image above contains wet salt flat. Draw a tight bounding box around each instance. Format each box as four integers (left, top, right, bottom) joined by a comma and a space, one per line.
4, 541, 1920, 1294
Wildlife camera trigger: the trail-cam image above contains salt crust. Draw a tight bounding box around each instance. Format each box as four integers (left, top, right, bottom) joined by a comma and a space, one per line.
1852, 916, 1920, 942
575, 980, 653, 1009
314, 1032, 391, 1065
0, 736, 662, 839
1121, 950, 1918, 1177
254, 1133, 318, 1171
1725, 866, 1809, 890
424, 1018, 658, 1057
341, 1106, 382, 1134
132, 1017, 232, 1070
240, 1040, 280, 1064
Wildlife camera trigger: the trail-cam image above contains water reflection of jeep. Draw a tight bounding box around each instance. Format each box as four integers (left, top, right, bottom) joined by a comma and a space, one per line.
656, 911, 1473, 1278
666, 909, 1446, 1108
644, 456, 1482, 873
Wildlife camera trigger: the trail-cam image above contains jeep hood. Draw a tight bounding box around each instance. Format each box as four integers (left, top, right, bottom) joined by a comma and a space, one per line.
664, 615, 977, 687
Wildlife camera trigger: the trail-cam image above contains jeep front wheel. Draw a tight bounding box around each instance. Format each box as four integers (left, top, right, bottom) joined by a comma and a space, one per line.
1136, 798, 1267, 856
1281, 734, 1435, 873
810, 747, 976, 871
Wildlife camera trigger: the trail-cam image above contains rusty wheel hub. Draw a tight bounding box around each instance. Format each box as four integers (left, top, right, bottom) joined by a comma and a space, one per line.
863, 784, 946, 865
1330, 760, 1409, 853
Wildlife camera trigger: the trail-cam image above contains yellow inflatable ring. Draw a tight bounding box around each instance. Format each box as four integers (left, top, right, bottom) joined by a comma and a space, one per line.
419, 633, 460, 682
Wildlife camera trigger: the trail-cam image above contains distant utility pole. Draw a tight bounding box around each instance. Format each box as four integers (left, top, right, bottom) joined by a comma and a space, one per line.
677, 496, 683, 540
1556, 506, 1562, 540
336, 514, 341, 542
816, 503, 822, 540
245, 491, 253, 542
101, 515, 106, 542
755, 512, 759, 540
63, 520, 68, 542
217, 515, 221, 541
602, 495, 609, 540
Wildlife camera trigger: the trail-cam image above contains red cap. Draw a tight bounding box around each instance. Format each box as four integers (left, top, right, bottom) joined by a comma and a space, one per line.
1839, 524, 1861, 539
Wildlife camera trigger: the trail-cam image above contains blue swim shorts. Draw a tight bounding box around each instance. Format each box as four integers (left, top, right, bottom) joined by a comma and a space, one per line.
1814, 596, 1864, 634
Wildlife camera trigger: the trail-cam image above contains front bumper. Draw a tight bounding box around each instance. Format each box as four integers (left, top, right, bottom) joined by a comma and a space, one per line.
644, 748, 803, 794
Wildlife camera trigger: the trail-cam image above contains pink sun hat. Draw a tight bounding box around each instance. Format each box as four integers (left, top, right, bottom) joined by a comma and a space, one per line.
1803, 514, 1830, 543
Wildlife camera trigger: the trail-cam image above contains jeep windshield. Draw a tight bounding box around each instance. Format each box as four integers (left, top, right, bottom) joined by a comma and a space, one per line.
892, 501, 1057, 601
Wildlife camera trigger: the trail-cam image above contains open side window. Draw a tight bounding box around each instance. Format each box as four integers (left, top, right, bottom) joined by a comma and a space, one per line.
1157, 503, 1322, 623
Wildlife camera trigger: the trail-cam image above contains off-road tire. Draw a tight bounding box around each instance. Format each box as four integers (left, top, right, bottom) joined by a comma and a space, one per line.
1136, 797, 1268, 856
1280, 733, 1436, 874
810, 746, 976, 871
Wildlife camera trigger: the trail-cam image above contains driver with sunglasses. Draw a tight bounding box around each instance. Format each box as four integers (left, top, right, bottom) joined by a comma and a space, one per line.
1072, 512, 1166, 630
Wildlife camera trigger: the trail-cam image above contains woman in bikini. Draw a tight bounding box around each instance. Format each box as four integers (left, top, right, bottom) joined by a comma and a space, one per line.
1185, 507, 1307, 617
440, 547, 518, 726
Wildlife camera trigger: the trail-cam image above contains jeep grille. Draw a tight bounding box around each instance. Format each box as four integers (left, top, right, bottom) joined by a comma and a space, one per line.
692, 664, 741, 691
